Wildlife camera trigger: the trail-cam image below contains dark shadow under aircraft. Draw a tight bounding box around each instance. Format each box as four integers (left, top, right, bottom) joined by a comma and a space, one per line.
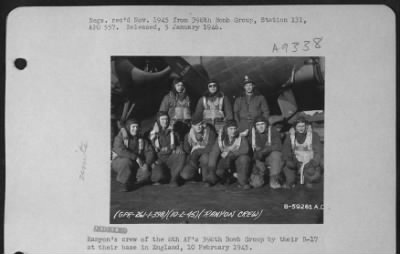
111, 56, 324, 138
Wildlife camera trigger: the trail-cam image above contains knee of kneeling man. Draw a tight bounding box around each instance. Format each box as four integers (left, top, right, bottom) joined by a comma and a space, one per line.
113, 157, 134, 167
200, 154, 209, 163
238, 155, 250, 163
304, 167, 321, 182
216, 168, 225, 176
180, 168, 194, 180
270, 151, 282, 159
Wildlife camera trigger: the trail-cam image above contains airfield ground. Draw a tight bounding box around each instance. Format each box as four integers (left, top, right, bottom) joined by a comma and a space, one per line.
110, 173, 323, 224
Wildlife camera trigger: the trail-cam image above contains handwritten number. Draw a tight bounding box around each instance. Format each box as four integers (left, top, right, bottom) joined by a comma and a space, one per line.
313, 37, 322, 48
303, 41, 310, 51
282, 43, 288, 53
292, 42, 299, 52
272, 37, 322, 53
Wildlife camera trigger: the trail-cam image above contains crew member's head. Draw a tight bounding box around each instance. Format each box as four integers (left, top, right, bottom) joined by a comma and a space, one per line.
157, 111, 170, 129
294, 116, 308, 134
225, 120, 238, 139
173, 77, 185, 94
254, 115, 268, 134
125, 118, 140, 137
242, 75, 255, 95
207, 79, 219, 95
191, 114, 204, 133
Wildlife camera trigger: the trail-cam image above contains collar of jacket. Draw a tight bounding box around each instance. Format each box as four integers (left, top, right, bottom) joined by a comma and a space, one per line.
169, 90, 187, 99
240, 89, 261, 97
203, 91, 224, 98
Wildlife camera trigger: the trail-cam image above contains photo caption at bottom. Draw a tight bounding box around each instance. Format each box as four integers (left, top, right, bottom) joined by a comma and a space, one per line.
86, 235, 320, 252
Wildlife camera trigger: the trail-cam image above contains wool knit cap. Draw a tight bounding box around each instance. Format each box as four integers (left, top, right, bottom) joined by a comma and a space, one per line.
225, 119, 238, 128
191, 113, 203, 125
156, 111, 169, 119
253, 115, 268, 125
294, 116, 308, 127
172, 77, 185, 86
125, 118, 140, 128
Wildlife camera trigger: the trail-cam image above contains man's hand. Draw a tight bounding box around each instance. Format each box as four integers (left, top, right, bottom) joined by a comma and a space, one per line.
309, 159, 319, 167
221, 151, 229, 158
254, 151, 263, 161
136, 158, 144, 167
174, 147, 185, 154
240, 129, 249, 137
161, 147, 169, 152
285, 160, 296, 169
136, 164, 150, 182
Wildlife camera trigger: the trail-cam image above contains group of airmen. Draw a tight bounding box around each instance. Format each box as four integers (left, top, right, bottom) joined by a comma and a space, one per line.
111, 76, 323, 191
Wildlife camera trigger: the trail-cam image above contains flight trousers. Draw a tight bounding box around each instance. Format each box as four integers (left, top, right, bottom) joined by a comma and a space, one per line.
216, 155, 251, 186
152, 152, 186, 183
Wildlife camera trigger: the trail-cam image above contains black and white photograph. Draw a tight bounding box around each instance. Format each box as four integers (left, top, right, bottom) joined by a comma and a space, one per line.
4, 5, 396, 254
110, 56, 325, 224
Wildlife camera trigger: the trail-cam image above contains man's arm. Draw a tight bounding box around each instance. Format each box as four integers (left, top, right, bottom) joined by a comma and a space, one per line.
311, 132, 323, 165
223, 96, 233, 120
260, 95, 270, 119
159, 94, 170, 112
193, 97, 204, 118
113, 134, 137, 160
211, 141, 221, 157
282, 134, 296, 167
269, 127, 282, 152
205, 129, 217, 152
233, 137, 249, 157
233, 97, 241, 123
182, 134, 191, 154
143, 139, 156, 165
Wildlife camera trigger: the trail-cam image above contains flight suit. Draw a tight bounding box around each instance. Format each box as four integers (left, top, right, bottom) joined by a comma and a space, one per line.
194, 93, 233, 133
211, 136, 251, 187
249, 125, 283, 188
180, 126, 218, 184
111, 131, 155, 185
150, 128, 186, 184
159, 91, 191, 142
233, 93, 270, 132
282, 127, 323, 186
159, 91, 191, 123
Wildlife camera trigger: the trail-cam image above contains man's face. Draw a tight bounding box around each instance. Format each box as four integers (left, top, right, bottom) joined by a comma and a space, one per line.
255, 122, 266, 133
159, 116, 169, 129
129, 123, 139, 136
192, 123, 204, 133
174, 82, 185, 93
244, 82, 254, 94
208, 82, 217, 95
227, 126, 237, 138
295, 122, 306, 134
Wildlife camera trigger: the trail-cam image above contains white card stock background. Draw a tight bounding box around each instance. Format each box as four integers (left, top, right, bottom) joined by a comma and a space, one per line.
5, 5, 396, 254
